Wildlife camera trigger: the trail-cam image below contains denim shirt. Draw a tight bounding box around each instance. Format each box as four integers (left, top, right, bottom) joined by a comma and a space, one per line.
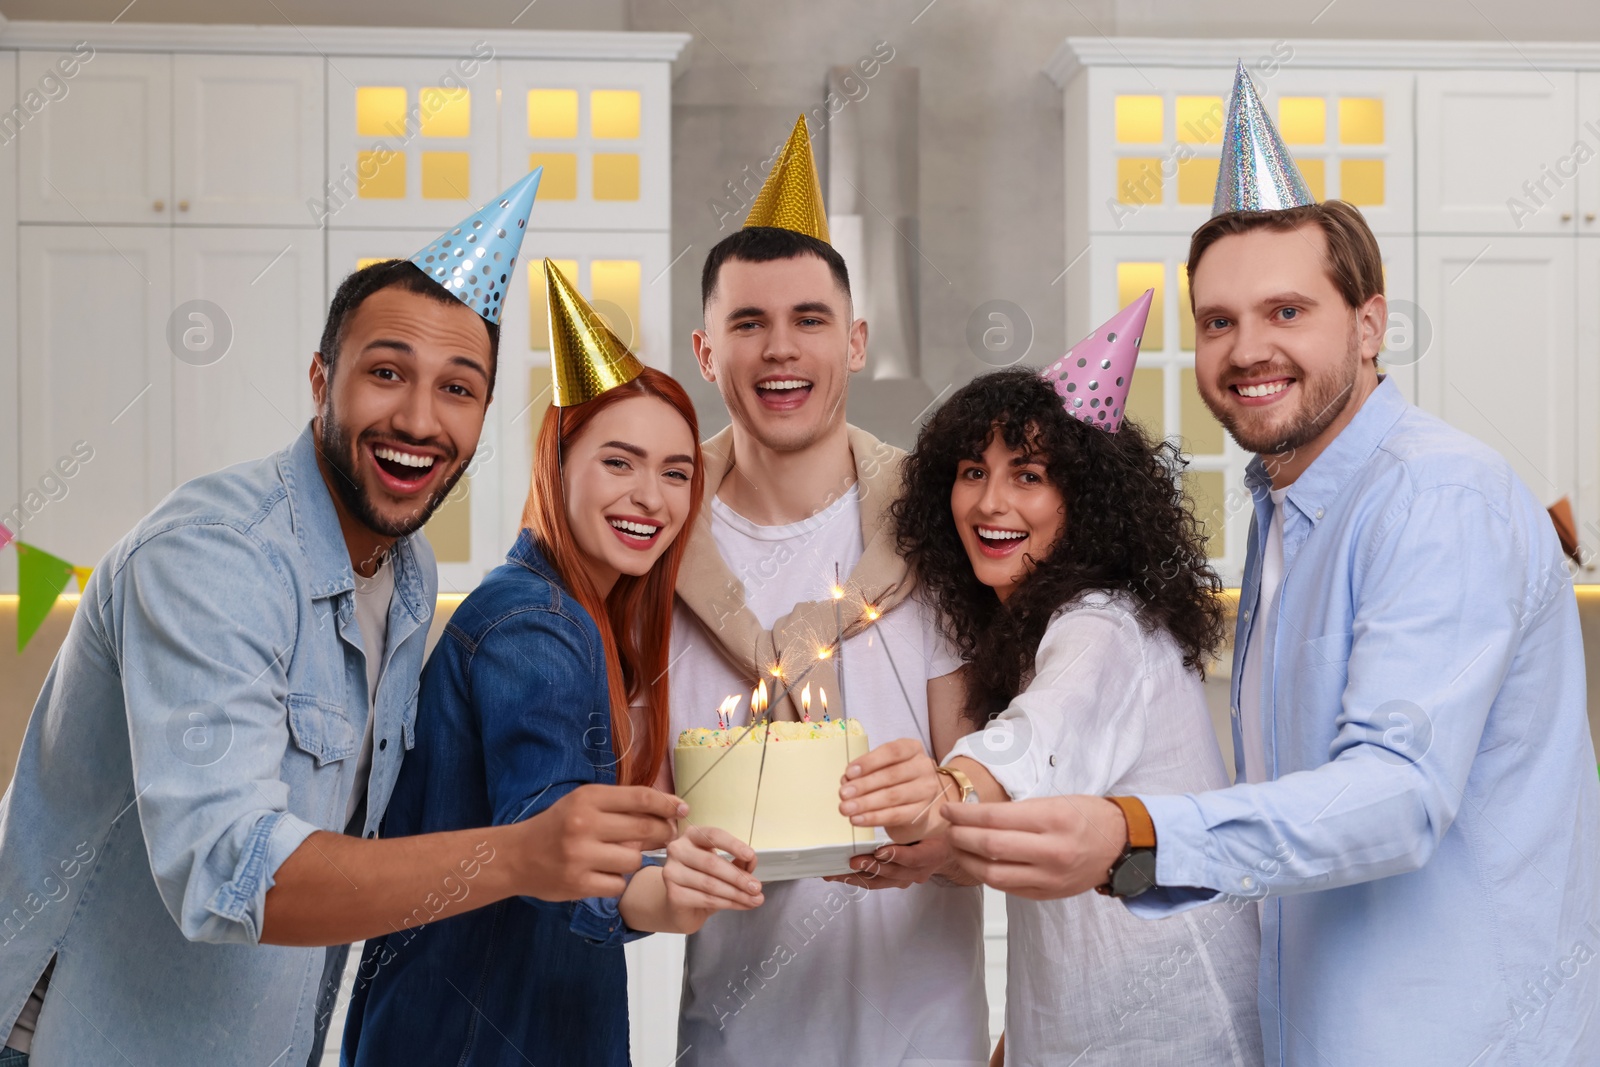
0, 425, 435, 1064
1131, 378, 1600, 1065
343, 530, 646, 1067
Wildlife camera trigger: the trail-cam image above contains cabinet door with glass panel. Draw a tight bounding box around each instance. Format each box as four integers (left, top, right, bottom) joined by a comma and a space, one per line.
325, 55, 499, 231
1088, 65, 1411, 236
498, 60, 670, 232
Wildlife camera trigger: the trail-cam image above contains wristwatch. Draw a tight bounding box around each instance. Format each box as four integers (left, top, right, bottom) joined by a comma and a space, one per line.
936, 765, 979, 804
1097, 795, 1158, 899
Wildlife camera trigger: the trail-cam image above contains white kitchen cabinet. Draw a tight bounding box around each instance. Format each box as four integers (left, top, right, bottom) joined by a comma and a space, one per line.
173, 54, 325, 227
1417, 71, 1579, 235
18, 225, 173, 570
18, 51, 172, 225
1051, 39, 1600, 582
18, 50, 325, 228
0, 19, 687, 589
170, 228, 324, 485
1577, 72, 1600, 239
1417, 236, 1576, 510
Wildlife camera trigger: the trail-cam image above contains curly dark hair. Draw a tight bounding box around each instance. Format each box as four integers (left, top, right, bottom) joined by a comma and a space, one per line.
891, 368, 1225, 726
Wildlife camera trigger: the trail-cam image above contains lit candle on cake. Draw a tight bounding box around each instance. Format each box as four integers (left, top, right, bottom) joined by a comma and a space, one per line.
820, 687, 830, 722
801, 682, 812, 722
751, 678, 769, 725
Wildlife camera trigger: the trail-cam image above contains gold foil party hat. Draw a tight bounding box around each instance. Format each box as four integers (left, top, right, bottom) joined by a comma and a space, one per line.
743, 115, 830, 244
544, 259, 645, 407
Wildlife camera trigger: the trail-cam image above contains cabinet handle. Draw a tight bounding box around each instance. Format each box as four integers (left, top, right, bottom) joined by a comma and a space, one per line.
1561, 212, 1573, 222
178, 200, 190, 212
1586, 213, 1597, 224
153, 199, 165, 212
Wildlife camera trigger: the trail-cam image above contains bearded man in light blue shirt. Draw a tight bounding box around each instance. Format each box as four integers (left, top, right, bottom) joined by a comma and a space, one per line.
939, 198, 1600, 1066
0, 239, 683, 1061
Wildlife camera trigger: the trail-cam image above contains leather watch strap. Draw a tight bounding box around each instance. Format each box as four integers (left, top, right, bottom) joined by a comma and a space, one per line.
1106, 795, 1156, 850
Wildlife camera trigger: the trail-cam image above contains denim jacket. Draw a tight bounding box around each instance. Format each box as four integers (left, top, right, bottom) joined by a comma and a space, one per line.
0, 425, 435, 1064
342, 530, 645, 1067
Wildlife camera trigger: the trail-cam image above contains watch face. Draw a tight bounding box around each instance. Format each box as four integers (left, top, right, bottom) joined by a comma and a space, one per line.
1111, 849, 1158, 898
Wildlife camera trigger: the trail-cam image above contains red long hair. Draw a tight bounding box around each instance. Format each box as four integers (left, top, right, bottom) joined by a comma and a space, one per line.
520, 367, 703, 787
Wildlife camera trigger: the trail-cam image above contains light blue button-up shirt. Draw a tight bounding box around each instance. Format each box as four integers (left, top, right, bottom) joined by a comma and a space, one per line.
0, 425, 435, 1064
1132, 377, 1600, 1065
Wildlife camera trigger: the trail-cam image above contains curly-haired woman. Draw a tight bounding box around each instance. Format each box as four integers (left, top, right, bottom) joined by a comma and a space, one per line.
839, 365, 1263, 1065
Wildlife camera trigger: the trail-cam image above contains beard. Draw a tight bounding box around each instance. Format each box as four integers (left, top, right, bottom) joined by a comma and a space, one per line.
1200, 322, 1361, 457
317, 406, 464, 540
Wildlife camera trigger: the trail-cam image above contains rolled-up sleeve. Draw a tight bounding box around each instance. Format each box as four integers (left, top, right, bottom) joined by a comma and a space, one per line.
946, 603, 1144, 801
110, 521, 320, 945
1132, 485, 1525, 915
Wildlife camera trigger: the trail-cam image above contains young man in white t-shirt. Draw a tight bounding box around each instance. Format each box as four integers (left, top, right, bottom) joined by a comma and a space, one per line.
666, 211, 988, 1063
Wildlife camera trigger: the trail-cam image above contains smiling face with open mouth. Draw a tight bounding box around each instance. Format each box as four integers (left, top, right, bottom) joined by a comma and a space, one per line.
561, 393, 697, 597
949, 425, 1067, 602
1191, 223, 1384, 473
312, 285, 493, 548
694, 253, 866, 455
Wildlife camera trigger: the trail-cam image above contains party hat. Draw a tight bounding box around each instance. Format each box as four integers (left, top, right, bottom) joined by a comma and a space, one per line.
1042, 290, 1153, 433
1212, 62, 1315, 216
409, 167, 542, 325
545, 259, 645, 407
743, 115, 830, 244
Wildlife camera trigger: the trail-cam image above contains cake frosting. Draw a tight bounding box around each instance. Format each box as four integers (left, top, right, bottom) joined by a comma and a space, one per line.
674, 718, 870, 850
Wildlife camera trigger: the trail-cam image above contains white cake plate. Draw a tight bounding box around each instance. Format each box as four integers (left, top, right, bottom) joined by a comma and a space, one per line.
646, 833, 890, 883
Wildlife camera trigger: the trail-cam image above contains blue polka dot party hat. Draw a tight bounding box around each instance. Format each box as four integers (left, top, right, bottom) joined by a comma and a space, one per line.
409, 167, 543, 325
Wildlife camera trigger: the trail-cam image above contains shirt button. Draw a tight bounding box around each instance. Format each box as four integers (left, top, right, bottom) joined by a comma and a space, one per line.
1315, 507, 1325, 519
379, 738, 388, 751
1242, 610, 1251, 623
366, 830, 376, 839
1048, 754, 1058, 767
1241, 875, 1255, 890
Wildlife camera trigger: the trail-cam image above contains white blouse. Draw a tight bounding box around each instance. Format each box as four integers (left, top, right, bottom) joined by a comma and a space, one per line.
946, 592, 1264, 1067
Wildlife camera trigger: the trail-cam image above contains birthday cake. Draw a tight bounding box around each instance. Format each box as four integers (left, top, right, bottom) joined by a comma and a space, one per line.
674, 718, 870, 850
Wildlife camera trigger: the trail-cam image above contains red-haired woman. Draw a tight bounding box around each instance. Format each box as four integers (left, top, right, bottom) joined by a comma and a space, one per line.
342, 367, 762, 1067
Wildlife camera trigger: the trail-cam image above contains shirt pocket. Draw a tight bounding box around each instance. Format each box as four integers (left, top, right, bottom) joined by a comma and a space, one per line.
1295, 630, 1353, 674
286, 693, 358, 766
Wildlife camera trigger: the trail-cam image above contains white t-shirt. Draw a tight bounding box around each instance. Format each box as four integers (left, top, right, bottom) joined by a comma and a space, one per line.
671, 486, 989, 1067
1239, 486, 1289, 785
347, 557, 394, 826
945, 593, 1263, 1066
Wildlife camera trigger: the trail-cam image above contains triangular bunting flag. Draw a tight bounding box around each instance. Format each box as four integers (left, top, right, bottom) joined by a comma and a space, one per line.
17, 541, 75, 652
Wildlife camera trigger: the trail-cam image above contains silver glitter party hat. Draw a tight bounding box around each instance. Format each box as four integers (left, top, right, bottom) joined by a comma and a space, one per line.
409, 167, 542, 325
1212, 62, 1315, 216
